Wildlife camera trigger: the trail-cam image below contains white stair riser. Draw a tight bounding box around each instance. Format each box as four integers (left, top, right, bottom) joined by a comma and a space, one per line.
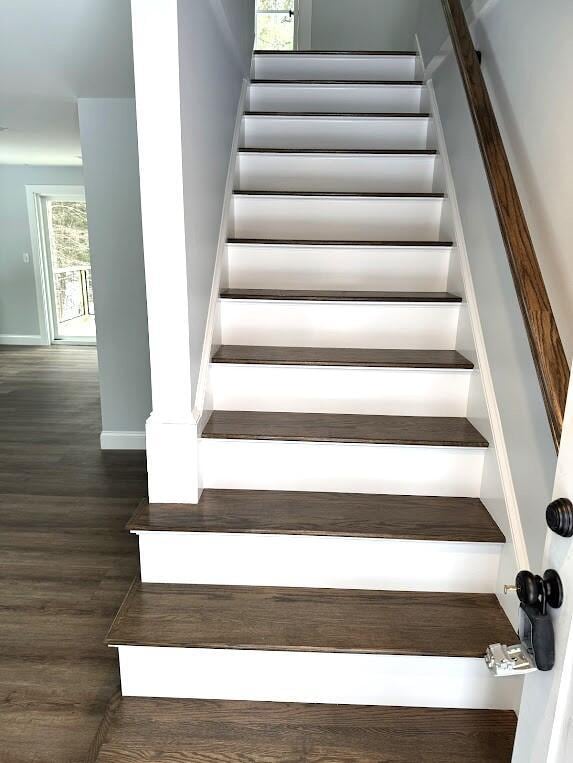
231, 196, 444, 241
242, 115, 431, 150
138, 532, 501, 592
208, 365, 471, 417
220, 301, 460, 350
117, 647, 521, 710
248, 83, 424, 114
200, 439, 485, 497
253, 54, 417, 82
236, 153, 437, 193
227, 244, 451, 291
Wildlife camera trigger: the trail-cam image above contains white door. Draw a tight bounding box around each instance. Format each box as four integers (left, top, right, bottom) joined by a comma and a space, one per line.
513, 370, 573, 762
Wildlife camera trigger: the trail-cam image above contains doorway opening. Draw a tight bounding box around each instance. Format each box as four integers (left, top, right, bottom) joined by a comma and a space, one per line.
27, 186, 96, 345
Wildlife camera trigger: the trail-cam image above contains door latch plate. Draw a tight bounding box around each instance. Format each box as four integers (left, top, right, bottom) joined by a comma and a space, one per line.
485, 642, 537, 676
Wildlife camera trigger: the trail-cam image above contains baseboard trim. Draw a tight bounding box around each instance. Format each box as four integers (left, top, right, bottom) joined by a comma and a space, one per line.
100, 431, 147, 450
0, 334, 45, 346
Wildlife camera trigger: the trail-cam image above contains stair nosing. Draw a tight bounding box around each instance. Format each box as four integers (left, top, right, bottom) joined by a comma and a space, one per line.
219, 289, 462, 304
250, 79, 425, 86
233, 190, 445, 198
238, 148, 438, 155
201, 411, 489, 449
244, 111, 432, 118
254, 50, 418, 56
211, 346, 474, 370
227, 238, 453, 248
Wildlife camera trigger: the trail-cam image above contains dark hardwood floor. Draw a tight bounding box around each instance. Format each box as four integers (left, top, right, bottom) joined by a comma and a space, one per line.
0, 346, 147, 763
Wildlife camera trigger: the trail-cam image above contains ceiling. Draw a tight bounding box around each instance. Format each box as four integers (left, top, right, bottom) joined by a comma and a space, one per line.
0, 0, 135, 165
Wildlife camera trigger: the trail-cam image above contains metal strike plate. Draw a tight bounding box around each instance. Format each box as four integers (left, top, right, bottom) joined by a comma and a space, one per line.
485, 643, 537, 677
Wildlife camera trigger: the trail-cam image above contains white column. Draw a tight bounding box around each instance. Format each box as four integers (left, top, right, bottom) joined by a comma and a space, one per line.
130, 0, 199, 502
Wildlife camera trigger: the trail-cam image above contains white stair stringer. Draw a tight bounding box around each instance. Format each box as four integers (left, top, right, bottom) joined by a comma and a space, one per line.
137, 531, 501, 593
241, 114, 432, 151
253, 53, 418, 82
116, 646, 521, 711
200, 438, 485, 497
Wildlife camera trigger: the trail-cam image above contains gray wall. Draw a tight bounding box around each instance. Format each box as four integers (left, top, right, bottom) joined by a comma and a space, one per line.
419, 0, 573, 360
177, 0, 255, 399
0, 164, 83, 339
417, 0, 558, 567
78, 98, 151, 434
311, 0, 421, 51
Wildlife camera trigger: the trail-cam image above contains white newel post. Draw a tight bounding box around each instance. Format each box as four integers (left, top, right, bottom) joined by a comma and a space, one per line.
130, 0, 200, 503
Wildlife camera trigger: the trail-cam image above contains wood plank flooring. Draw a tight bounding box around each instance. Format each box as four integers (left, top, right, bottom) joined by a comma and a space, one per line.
212, 345, 474, 368
106, 582, 516, 657
0, 346, 147, 763
96, 697, 517, 763
128, 490, 505, 542
202, 410, 489, 447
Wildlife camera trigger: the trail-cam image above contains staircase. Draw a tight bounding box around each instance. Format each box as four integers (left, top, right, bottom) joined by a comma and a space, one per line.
96, 50, 520, 761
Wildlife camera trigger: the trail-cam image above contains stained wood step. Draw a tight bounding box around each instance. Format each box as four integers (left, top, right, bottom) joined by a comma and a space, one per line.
251, 79, 424, 86
245, 111, 432, 118
220, 289, 461, 303
202, 411, 488, 448
228, 238, 453, 247
95, 697, 517, 763
106, 582, 515, 657
238, 148, 438, 155
212, 346, 474, 369
254, 50, 418, 56
127, 490, 504, 543
233, 190, 444, 198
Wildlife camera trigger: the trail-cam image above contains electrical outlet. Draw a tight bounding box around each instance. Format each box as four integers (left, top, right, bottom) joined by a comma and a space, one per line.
23, 252, 30, 264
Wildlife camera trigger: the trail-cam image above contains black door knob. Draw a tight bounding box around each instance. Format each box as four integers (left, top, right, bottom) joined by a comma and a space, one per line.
546, 498, 573, 538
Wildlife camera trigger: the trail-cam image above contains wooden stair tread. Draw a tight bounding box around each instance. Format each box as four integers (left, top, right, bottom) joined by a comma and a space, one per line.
239, 148, 438, 155
212, 346, 474, 369
254, 50, 418, 56
202, 411, 488, 447
95, 697, 517, 763
106, 582, 515, 657
228, 238, 453, 247
251, 79, 424, 85
245, 110, 432, 117
234, 190, 445, 198
220, 289, 461, 303
127, 491, 504, 543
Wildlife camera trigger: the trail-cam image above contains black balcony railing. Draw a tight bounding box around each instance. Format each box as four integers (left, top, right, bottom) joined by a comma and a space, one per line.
54, 266, 94, 324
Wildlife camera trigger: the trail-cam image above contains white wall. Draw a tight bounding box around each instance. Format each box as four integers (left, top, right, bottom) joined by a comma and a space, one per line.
0, 165, 83, 341
419, 0, 573, 360
178, 0, 255, 399
417, 0, 559, 567
471, 0, 573, 360
78, 98, 151, 440
311, 0, 421, 51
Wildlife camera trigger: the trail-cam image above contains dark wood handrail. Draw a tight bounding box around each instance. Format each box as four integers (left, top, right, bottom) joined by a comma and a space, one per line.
442, 0, 570, 450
